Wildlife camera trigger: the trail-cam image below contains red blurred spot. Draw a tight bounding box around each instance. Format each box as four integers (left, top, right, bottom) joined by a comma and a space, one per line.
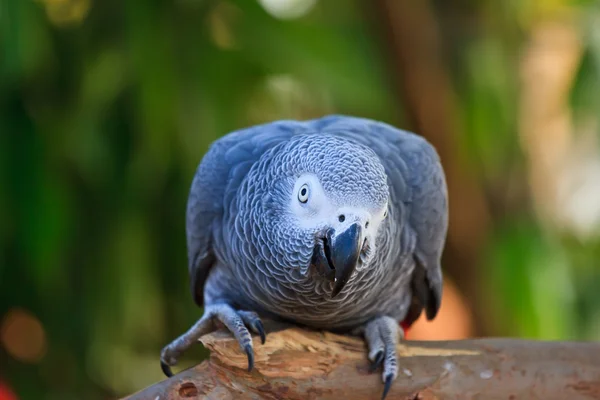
0, 308, 47, 364
0, 381, 17, 400
400, 320, 411, 339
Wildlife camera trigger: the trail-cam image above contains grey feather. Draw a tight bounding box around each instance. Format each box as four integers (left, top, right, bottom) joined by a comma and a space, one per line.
186, 115, 447, 329
316, 116, 447, 323
186, 123, 298, 305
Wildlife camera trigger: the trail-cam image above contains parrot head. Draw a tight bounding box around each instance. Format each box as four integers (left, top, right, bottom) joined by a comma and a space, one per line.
260, 134, 390, 298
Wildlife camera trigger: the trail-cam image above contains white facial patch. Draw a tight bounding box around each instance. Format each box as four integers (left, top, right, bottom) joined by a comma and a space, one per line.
289, 174, 336, 229
289, 174, 389, 237
371, 202, 389, 234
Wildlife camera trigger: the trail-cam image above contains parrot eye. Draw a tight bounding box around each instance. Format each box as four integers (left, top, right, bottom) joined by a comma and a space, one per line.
298, 184, 310, 203
383, 209, 388, 218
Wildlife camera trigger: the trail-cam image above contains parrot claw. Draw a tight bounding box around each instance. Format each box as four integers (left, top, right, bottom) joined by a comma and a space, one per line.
159, 304, 266, 377
364, 316, 401, 400
382, 374, 393, 400
255, 320, 266, 344
369, 350, 384, 372
245, 344, 254, 372
161, 360, 174, 378
238, 310, 267, 345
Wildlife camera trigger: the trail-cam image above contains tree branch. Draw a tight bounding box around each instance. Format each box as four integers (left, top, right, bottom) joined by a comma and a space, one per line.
124, 322, 600, 399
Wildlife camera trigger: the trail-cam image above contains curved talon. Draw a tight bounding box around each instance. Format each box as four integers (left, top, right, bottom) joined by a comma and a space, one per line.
161, 360, 174, 378
382, 373, 393, 400
244, 344, 254, 372
160, 306, 262, 378
255, 320, 266, 344
369, 350, 384, 373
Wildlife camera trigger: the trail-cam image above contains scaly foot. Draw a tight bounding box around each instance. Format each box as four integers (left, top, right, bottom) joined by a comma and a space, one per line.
364, 316, 403, 400
160, 304, 266, 377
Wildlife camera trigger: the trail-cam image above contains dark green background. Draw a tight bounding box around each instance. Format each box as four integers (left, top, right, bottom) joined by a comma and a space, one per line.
1, 0, 599, 398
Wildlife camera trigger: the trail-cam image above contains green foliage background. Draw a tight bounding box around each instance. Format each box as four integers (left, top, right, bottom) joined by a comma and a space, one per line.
1, 0, 599, 398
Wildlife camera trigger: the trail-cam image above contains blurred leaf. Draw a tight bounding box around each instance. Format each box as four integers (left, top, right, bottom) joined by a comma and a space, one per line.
462, 36, 520, 177
570, 11, 600, 128
0, 0, 53, 83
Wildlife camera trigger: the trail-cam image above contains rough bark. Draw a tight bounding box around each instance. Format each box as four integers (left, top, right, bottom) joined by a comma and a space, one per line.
124, 323, 600, 400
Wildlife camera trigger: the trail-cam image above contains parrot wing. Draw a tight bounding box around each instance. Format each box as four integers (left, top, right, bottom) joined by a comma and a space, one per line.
312, 115, 448, 326
186, 121, 306, 306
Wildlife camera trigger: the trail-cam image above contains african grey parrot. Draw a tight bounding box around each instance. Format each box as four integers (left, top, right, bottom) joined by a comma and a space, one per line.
160, 115, 448, 399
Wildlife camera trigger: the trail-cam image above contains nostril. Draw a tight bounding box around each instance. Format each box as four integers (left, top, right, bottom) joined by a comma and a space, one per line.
365, 221, 370, 229
338, 214, 345, 223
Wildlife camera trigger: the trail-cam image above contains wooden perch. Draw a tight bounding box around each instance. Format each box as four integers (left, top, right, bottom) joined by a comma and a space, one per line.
124, 322, 600, 399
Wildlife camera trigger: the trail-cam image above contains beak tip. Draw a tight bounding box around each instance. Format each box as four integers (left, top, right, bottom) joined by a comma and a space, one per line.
327, 222, 363, 299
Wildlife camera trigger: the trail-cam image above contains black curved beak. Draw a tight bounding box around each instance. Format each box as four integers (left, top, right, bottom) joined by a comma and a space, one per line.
327, 223, 363, 298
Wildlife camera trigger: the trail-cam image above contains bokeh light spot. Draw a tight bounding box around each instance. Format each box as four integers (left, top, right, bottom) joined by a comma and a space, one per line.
0, 308, 47, 364
258, 0, 317, 20
207, 2, 241, 50
38, 0, 91, 27
0, 381, 18, 400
